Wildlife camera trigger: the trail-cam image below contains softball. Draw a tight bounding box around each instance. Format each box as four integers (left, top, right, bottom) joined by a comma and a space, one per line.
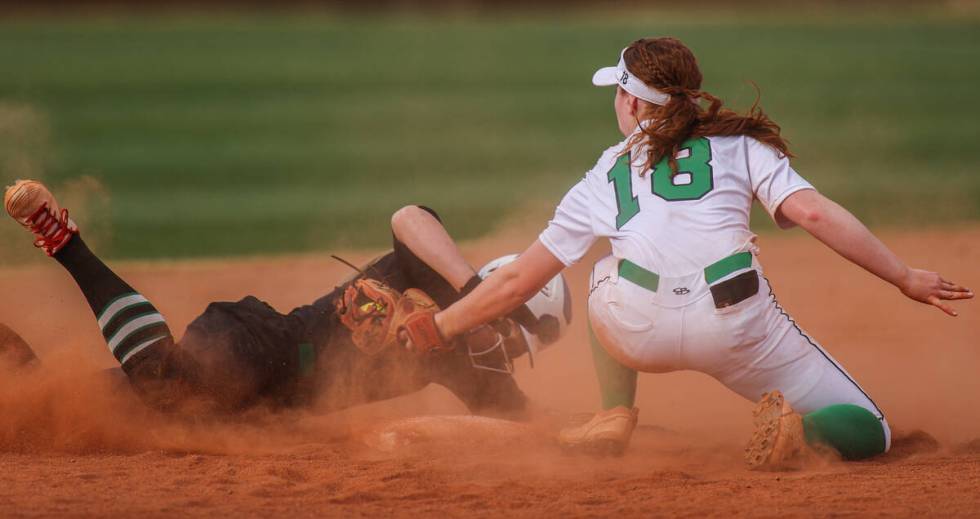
360, 302, 385, 314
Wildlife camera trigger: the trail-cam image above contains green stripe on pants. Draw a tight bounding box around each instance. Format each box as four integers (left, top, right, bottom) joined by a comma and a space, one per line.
704, 251, 753, 284
589, 322, 637, 410
618, 259, 660, 292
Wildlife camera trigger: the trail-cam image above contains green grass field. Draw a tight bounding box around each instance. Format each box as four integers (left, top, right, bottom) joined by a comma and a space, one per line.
0, 7, 978, 260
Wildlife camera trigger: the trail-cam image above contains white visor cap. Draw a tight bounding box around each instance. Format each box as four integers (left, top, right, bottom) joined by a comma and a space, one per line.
592, 48, 670, 106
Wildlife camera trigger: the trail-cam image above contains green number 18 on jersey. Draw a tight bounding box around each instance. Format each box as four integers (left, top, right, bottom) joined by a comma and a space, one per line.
607, 136, 714, 229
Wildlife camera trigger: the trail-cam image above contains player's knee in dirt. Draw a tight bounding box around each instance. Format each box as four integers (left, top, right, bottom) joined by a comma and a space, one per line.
803, 404, 889, 460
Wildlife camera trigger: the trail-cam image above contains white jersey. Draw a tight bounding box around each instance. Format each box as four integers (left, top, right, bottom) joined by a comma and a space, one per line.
539, 133, 814, 277
553, 130, 890, 454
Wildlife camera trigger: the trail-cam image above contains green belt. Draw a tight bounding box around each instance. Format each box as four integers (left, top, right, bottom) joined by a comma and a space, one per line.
618, 251, 753, 293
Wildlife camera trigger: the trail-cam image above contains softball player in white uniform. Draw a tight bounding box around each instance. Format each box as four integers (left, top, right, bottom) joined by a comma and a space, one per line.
402, 37, 972, 468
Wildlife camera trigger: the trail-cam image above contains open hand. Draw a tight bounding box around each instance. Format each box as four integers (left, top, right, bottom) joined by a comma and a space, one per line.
899, 268, 973, 316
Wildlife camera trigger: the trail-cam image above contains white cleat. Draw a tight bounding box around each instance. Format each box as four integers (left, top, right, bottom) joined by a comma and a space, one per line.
558, 406, 639, 456
745, 390, 809, 470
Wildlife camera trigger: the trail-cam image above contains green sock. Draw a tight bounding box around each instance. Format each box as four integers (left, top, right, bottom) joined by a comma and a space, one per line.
589, 323, 637, 410
802, 404, 886, 460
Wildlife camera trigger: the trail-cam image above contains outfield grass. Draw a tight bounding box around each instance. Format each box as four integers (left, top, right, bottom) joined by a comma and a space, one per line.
0, 8, 978, 259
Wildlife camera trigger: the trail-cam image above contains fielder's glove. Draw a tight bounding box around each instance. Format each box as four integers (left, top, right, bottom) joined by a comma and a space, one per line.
397, 291, 453, 355
399, 305, 527, 363
336, 278, 448, 355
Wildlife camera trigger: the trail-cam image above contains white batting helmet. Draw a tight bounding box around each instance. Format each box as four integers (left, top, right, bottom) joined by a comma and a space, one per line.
477, 254, 572, 369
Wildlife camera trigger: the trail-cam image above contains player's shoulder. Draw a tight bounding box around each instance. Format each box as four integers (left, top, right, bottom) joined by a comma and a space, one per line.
703, 134, 741, 145
702, 134, 786, 165
701, 133, 755, 151
584, 136, 631, 179
714, 134, 782, 158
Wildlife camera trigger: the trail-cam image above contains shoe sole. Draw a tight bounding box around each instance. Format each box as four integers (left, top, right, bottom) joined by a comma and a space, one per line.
744, 390, 785, 470
4, 180, 43, 221
559, 438, 627, 457
3, 182, 26, 217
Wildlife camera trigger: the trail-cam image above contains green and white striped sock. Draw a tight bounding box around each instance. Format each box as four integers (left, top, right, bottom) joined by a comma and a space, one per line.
54, 237, 174, 368
97, 292, 171, 365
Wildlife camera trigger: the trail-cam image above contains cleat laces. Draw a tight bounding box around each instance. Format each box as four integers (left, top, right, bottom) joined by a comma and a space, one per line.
25, 203, 76, 256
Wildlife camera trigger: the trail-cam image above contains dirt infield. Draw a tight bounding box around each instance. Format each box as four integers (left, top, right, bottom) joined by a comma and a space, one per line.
0, 225, 978, 516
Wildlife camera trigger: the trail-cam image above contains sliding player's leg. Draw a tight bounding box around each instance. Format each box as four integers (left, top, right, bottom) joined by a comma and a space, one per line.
5, 180, 312, 411
427, 348, 529, 419
389, 205, 534, 415
55, 238, 178, 376
54, 236, 306, 409
4, 180, 192, 403
177, 295, 314, 409
389, 205, 481, 307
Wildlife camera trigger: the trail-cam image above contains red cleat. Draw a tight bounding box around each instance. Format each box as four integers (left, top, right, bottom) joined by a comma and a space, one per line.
4, 179, 78, 257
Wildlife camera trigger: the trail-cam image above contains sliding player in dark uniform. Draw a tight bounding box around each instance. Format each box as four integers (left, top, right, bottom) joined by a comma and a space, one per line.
4, 180, 566, 418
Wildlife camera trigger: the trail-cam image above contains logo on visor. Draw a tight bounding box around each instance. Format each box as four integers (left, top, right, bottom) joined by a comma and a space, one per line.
619, 71, 629, 86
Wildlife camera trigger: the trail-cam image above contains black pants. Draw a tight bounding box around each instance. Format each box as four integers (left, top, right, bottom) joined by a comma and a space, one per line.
164, 208, 527, 416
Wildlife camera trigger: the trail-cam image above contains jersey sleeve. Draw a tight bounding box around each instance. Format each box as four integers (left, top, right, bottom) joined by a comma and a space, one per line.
538, 178, 598, 267
746, 138, 815, 229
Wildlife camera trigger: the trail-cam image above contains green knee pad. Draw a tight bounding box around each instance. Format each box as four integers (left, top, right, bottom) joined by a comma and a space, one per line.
802, 404, 886, 460
589, 323, 637, 410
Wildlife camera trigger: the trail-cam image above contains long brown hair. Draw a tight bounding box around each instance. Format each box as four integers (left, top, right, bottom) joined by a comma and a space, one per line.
623, 37, 792, 174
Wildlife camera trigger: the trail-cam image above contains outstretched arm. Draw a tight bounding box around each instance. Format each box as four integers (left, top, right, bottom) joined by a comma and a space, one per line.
434, 240, 565, 340
778, 190, 973, 316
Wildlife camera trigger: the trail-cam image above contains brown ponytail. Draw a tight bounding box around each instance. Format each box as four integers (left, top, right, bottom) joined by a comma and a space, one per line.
623, 37, 792, 174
